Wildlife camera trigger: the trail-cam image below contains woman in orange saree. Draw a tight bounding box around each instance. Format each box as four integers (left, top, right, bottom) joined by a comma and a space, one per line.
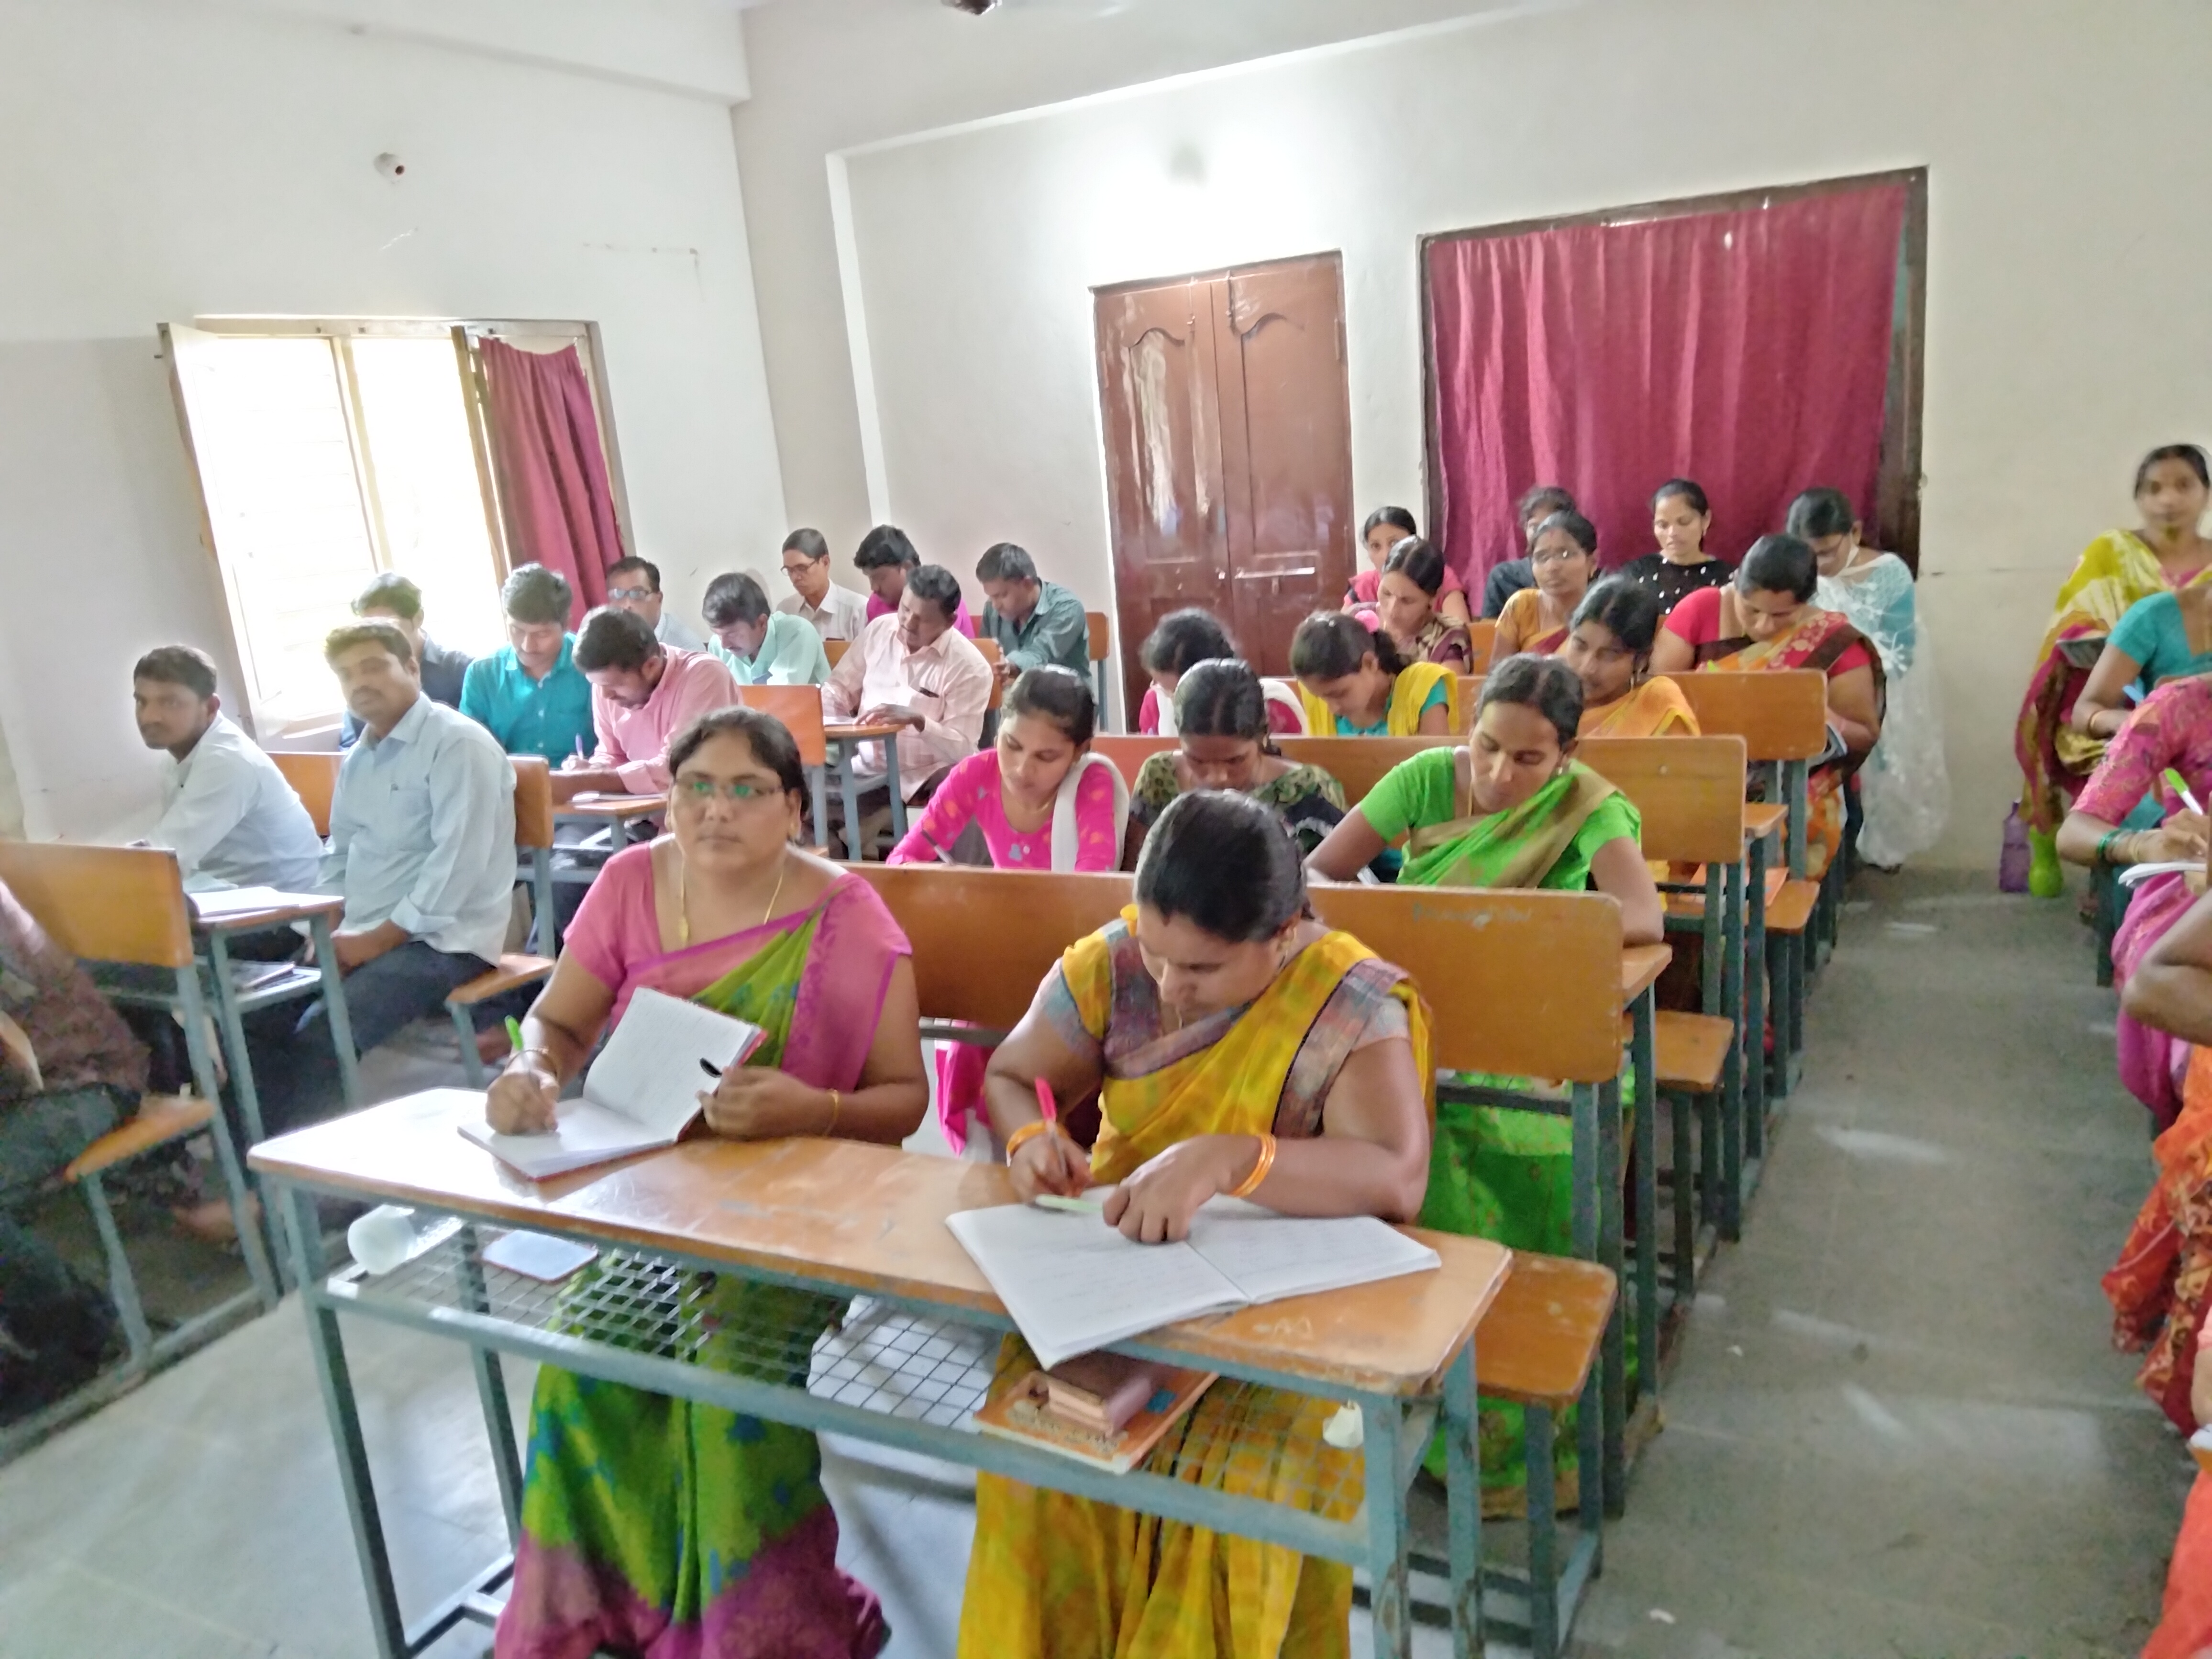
1561, 577, 1701, 740
1650, 534, 1884, 881
1494, 509, 1598, 658
2013, 443, 2212, 896
957, 790, 1434, 1659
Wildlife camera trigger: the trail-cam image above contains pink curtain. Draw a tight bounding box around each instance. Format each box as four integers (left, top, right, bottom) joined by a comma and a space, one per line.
477, 337, 625, 624
1427, 184, 1907, 589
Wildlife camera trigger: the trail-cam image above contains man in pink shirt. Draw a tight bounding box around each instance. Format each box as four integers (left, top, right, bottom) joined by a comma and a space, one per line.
555, 607, 741, 803
823, 564, 992, 802
855, 524, 976, 638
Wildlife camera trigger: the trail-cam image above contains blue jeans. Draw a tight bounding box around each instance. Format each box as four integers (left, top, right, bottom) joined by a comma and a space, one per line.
246, 942, 492, 1136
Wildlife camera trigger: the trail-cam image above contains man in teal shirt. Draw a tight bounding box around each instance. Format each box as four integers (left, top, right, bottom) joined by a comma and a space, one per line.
458, 564, 596, 762
703, 572, 831, 686
975, 542, 1089, 685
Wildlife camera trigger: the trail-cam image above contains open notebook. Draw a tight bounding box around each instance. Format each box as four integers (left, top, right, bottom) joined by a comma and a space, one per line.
460, 988, 766, 1178
947, 1196, 1441, 1370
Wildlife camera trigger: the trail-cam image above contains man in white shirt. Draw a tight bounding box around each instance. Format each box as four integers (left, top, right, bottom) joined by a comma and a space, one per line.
248, 620, 518, 1132
130, 646, 323, 893
821, 564, 991, 808
774, 528, 869, 641
607, 555, 707, 653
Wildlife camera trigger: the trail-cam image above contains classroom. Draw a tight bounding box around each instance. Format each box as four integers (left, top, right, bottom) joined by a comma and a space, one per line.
2, 0, 2210, 1655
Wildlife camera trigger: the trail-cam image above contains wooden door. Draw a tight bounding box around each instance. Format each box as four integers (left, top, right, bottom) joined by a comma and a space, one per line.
1095, 255, 1353, 717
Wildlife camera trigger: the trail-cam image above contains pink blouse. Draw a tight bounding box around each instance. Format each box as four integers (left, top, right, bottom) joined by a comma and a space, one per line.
886, 748, 1120, 870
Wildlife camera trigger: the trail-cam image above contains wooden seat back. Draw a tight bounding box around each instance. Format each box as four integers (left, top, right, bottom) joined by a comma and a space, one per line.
1275, 736, 1455, 806
846, 864, 1627, 1082
272, 750, 341, 838
511, 756, 553, 852
0, 841, 196, 970
1466, 618, 1497, 675
1086, 611, 1110, 666
1575, 735, 1748, 865
736, 684, 830, 768
825, 639, 851, 669
1657, 671, 1827, 762
1453, 675, 1484, 732
975, 638, 1005, 710
1092, 735, 1176, 787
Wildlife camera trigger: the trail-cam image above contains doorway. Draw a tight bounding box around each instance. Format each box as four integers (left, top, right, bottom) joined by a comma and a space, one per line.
1093, 253, 1354, 718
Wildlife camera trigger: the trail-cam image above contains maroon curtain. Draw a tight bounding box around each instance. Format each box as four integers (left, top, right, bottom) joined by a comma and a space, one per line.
1427, 184, 1907, 588
477, 337, 625, 624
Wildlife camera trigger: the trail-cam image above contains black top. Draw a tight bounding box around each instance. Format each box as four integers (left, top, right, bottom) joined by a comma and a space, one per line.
340, 635, 473, 748
1618, 553, 1734, 615
1482, 557, 1536, 619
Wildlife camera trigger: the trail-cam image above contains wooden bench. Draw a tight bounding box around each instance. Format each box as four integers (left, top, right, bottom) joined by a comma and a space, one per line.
0, 841, 276, 1390
1467, 617, 1498, 676
447, 757, 557, 1084
272, 747, 339, 838
841, 863, 1647, 1528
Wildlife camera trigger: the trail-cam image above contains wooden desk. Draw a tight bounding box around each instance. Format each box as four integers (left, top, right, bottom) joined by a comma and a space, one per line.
823, 721, 913, 855
193, 893, 362, 1141
252, 1091, 1511, 1659
552, 791, 666, 822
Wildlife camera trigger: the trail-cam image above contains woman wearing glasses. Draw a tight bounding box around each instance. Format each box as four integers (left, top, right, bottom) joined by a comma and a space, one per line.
1493, 509, 1601, 658
482, 706, 927, 1659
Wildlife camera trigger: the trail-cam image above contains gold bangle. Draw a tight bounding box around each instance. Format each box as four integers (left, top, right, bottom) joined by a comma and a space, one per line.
513, 1048, 558, 1076
825, 1089, 841, 1137
1228, 1133, 1277, 1200
1004, 1120, 1056, 1163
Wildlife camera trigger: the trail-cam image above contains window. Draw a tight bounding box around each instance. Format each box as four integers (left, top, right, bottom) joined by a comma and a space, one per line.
163, 318, 625, 736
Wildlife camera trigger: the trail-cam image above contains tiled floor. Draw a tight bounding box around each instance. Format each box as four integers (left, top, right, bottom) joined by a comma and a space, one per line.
0, 872, 2192, 1658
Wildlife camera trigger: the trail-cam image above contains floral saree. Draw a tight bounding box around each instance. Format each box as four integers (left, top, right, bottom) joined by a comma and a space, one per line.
496, 863, 908, 1659
957, 911, 1431, 1659
2104, 1045, 2212, 1437
2014, 529, 2212, 832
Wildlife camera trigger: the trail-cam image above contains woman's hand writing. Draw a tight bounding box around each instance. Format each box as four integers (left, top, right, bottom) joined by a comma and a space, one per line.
699, 1065, 820, 1140
1102, 1135, 1248, 1244
1007, 1126, 1092, 1203
486, 1058, 559, 1135
2140, 809, 2211, 866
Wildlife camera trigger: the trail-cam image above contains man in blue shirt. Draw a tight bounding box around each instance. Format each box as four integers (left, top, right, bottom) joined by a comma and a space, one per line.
459, 564, 596, 763
703, 572, 830, 686
975, 542, 1089, 682
339, 574, 471, 748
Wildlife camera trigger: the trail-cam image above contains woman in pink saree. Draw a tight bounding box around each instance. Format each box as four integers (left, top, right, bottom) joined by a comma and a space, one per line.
483, 706, 928, 1659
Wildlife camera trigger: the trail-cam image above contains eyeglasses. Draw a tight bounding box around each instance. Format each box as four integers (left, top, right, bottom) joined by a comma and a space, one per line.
675, 777, 784, 805
607, 586, 655, 603
1531, 546, 1589, 566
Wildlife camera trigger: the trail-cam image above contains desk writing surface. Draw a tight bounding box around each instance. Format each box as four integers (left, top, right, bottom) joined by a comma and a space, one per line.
251, 1089, 1508, 1395
1618, 944, 1672, 1006
825, 722, 907, 742
1741, 803, 1788, 842
555, 793, 667, 821
195, 896, 345, 932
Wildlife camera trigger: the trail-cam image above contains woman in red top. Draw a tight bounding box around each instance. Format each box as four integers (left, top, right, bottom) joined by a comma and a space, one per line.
1649, 534, 1884, 879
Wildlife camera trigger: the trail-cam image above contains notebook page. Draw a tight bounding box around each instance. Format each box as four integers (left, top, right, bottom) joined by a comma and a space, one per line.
946, 1205, 1248, 1371
459, 1098, 682, 1179
581, 987, 763, 1139
1185, 1201, 1441, 1306
188, 885, 300, 918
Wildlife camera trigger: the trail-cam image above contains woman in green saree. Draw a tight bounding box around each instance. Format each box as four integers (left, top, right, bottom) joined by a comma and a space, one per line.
483, 707, 929, 1659
1305, 653, 1660, 1509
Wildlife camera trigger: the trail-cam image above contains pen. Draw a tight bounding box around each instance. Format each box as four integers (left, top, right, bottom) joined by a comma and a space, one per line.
505, 1016, 524, 1054
2163, 767, 2204, 817
1034, 1075, 1056, 1121
698, 1057, 722, 1080
1032, 1194, 1106, 1215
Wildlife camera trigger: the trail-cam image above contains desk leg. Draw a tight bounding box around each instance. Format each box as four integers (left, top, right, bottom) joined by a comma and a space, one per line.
287, 1187, 407, 1659
455, 1226, 526, 1541
837, 743, 864, 860
1361, 1400, 1412, 1659
807, 763, 829, 852
1526, 1403, 1560, 1659
1745, 832, 1770, 1153
177, 964, 277, 1307
885, 743, 908, 841
1720, 856, 1746, 1241
310, 915, 363, 1111
205, 933, 269, 1147
1598, 1076, 1626, 1519
1443, 1344, 1483, 1659
1628, 988, 1658, 1425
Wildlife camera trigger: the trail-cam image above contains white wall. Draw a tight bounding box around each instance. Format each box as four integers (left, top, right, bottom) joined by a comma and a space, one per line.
0, 0, 781, 839
818, 0, 2212, 869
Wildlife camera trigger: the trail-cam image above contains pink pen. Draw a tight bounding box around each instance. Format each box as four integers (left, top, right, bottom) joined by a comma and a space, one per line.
1033, 1076, 1057, 1122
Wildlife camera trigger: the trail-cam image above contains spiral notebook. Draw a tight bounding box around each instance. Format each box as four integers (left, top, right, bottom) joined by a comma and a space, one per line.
459, 988, 765, 1178
946, 1197, 1441, 1370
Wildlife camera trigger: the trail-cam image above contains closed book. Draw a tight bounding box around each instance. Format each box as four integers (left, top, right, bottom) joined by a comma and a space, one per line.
974, 1361, 1217, 1475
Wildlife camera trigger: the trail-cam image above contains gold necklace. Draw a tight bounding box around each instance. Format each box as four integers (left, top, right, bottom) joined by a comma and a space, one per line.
677, 850, 788, 949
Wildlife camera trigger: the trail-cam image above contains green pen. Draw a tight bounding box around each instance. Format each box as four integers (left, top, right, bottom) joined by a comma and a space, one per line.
505, 1016, 525, 1054
2163, 767, 2204, 816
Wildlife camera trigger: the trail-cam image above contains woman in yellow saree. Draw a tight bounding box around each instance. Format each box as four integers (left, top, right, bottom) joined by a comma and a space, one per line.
1560, 577, 1701, 740
1650, 534, 1885, 882
2013, 443, 2212, 896
959, 790, 1434, 1659
1288, 611, 1455, 736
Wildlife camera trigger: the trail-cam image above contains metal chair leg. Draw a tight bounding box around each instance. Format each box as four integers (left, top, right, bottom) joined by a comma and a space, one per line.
1669, 1090, 1696, 1305
451, 1002, 487, 1087
79, 1174, 151, 1369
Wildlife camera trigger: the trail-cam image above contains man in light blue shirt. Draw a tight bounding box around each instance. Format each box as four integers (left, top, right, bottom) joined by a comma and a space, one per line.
459, 564, 597, 763
250, 619, 518, 1132
702, 572, 830, 686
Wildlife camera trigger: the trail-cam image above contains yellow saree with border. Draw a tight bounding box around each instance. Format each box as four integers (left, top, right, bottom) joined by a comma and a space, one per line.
956, 911, 1433, 1659
1576, 675, 1700, 740
1294, 659, 1455, 737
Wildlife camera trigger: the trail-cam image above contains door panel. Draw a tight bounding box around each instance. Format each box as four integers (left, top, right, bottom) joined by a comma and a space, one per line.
1095, 255, 1353, 711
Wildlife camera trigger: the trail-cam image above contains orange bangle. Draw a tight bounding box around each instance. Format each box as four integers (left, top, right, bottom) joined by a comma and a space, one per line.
1005, 1120, 1058, 1163
1228, 1133, 1277, 1200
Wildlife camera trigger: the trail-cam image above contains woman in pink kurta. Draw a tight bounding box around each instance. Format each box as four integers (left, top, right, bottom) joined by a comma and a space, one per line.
888, 667, 1128, 1149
